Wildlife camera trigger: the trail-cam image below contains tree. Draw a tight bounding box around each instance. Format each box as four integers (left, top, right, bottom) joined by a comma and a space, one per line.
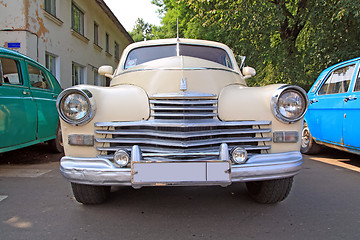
129, 18, 157, 42
151, 0, 360, 90
152, 0, 196, 39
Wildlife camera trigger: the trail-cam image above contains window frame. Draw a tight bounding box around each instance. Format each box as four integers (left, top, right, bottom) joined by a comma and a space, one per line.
71, 2, 84, 36
27, 63, 53, 90
124, 44, 234, 70
72, 62, 85, 86
94, 68, 101, 86
115, 41, 120, 60
105, 33, 110, 53
317, 64, 356, 96
45, 52, 57, 77
353, 68, 360, 92
44, 0, 56, 16
0, 57, 23, 86
94, 22, 99, 45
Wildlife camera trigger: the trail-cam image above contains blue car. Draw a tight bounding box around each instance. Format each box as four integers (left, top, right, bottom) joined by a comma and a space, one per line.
301, 57, 360, 155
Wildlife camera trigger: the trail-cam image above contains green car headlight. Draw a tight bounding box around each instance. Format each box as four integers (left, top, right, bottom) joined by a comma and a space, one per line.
271, 85, 309, 123
57, 89, 96, 126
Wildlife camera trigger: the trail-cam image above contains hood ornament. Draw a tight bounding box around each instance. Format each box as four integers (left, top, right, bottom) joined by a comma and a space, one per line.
180, 78, 187, 91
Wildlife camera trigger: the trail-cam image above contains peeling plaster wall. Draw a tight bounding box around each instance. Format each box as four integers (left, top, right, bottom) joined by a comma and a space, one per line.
0, 0, 29, 57
0, 0, 132, 88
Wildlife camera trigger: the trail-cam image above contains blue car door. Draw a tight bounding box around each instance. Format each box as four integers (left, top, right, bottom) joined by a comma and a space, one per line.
342, 62, 360, 148
309, 63, 356, 146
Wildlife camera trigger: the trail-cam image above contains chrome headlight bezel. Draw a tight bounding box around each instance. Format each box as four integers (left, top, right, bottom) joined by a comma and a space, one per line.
271, 85, 309, 124
56, 88, 96, 126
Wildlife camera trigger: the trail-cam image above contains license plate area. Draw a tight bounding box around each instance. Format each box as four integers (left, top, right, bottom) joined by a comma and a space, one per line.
131, 161, 231, 186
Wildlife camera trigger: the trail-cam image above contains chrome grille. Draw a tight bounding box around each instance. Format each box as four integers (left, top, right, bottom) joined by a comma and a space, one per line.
150, 93, 217, 120
95, 119, 272, 161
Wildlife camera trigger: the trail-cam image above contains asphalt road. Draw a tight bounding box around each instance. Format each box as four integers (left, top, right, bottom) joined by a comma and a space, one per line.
1, 144, 360, 240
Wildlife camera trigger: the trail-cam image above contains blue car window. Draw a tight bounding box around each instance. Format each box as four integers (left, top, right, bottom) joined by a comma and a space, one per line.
354, 70, 360, 92
318, 64, 355, 95
0, 58, 22, 85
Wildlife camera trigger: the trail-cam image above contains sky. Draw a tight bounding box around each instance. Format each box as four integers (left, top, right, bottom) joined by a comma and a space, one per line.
103, 0, 162, 32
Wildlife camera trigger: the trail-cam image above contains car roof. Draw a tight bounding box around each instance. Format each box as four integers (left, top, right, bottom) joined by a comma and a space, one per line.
126, 38, 232, 49
0, 47, 40, 66
309, 56, 360, 94
321, 57, 360, 76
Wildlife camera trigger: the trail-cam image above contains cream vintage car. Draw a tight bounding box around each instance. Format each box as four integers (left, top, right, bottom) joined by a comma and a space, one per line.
57, 38, 308, 204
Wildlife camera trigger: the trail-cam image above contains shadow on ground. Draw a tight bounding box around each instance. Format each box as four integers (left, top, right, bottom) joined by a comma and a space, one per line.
305, 146, 360, 168
0, 143, 63, 165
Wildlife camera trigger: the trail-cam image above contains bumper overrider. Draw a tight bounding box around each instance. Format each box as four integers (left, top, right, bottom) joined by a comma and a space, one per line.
60, 143, 302, 187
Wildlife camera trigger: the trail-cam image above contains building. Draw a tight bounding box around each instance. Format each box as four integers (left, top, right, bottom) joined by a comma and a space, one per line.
0, 0, 133, 88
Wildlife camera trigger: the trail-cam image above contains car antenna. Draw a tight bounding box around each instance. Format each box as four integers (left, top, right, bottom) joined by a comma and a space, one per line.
177, 18, 179, 40
176, 18, 180, 56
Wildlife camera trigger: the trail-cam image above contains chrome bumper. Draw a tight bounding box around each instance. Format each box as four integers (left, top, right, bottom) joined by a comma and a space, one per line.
60, 145, 303, 186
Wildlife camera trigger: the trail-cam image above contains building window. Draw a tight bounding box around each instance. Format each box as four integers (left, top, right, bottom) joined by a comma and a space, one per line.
45, 52, 57, 76
105, 33, 110, 53
94, 69, 101, 86
44, 0, 56, 16
72, 62, 84, 85
71, 3, 84, 35
94, 22, 99, 45
115, 41, 120, 60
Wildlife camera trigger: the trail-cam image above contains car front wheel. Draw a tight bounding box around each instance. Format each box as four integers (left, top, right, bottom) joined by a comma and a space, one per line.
246, 177, 293, 204
71, 183, 111, 204
301, 122, 321, 155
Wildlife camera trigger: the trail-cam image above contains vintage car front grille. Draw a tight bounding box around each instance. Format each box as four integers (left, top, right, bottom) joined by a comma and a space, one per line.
95, 93, 271, 162
95, 120, 272, 162
150, 93, 217, 120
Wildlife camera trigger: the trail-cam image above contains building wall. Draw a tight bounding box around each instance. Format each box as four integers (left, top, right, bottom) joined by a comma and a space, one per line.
0, 0, 133, 88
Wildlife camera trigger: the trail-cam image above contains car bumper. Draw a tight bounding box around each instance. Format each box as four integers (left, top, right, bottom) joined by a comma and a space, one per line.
60, 150, 303, 187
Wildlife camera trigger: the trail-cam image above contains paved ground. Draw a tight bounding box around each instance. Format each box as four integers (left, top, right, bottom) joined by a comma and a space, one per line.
0, 145, 360, 240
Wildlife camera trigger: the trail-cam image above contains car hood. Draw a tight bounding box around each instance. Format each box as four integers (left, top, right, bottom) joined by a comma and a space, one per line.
111, 56, 246, 96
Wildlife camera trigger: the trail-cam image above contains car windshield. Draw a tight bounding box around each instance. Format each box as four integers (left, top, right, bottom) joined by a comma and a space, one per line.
124, 44, 233, 69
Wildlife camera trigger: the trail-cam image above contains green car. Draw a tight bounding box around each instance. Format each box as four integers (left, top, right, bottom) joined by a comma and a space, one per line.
0, 47, 63, 153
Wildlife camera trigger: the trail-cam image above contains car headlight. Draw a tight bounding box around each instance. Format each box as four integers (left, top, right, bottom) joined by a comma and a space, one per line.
113, 149, 130, 167
56, 88, 96, 126
231, 147, 248, 164
271, 85, 308, 123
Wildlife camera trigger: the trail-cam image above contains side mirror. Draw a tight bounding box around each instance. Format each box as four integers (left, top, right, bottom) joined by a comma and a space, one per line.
98, 65, 114, 79
242, 66, 256, 79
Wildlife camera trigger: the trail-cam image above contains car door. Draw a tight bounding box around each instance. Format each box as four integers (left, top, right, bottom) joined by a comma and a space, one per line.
308, 63, 356, 146
0, 56, 37, 150
342, 62, 360, 148
26, 63, 59, 140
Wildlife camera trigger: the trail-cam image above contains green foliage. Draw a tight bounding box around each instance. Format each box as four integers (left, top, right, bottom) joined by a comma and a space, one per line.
149, 0, 360, 91
129, 18, 158, 42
